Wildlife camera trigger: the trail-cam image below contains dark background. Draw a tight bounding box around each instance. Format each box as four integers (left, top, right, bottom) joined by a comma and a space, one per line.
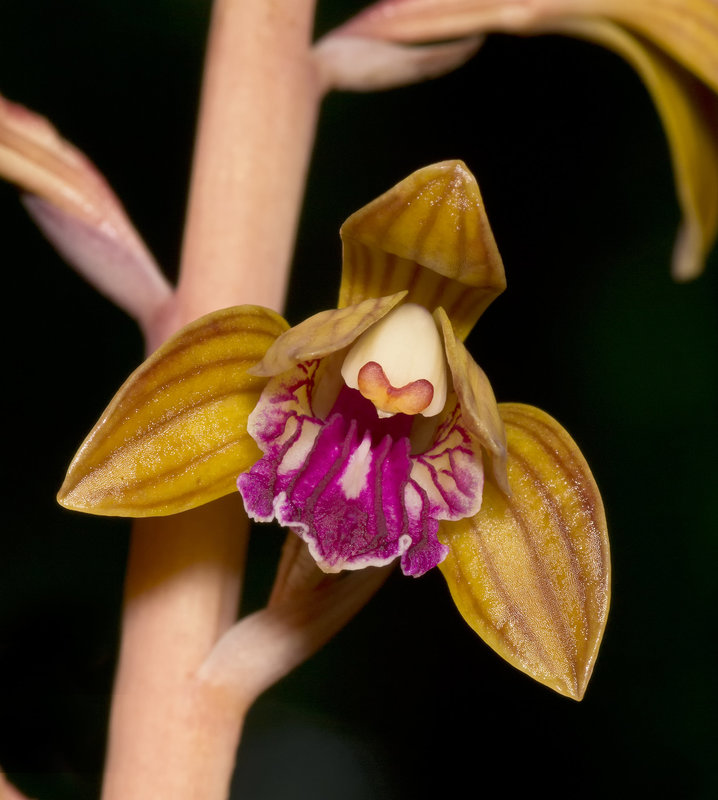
1, 1, 717, 798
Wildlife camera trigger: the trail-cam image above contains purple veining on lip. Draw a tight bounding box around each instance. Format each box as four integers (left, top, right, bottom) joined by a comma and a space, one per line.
238, 360, 484, 577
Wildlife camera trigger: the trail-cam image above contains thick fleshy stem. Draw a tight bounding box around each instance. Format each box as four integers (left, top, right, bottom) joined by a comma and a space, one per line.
101, 1, 320, 798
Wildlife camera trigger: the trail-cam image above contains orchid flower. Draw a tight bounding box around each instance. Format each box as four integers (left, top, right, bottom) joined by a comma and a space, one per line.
0, 3, 622, 794
58, 160, 609, 701
330, 0, 718, 280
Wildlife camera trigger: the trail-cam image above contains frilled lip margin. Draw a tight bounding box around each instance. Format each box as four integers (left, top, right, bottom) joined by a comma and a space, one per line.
238, 357, 484, 577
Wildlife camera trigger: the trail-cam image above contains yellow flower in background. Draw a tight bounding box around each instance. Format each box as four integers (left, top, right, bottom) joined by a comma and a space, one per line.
58, 162, 609, 699
336, 0, 718, 280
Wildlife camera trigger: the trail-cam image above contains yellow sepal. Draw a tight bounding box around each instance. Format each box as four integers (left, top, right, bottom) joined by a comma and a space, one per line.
583, 0, 718, 94
439, 403, 610, 700
558, 17, 718, 280
58, 305, 289, 516
339, 160, 506, 340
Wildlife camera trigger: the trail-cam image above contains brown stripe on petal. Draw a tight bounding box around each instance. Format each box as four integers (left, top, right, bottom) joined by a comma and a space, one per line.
116, 435, 256, 511
505, 449, 589, 670
505, 410, 608, 591
409, 168, 448, 255
424, 269, 465, 317
339, 161, 506, 340
143, 318, 282, 371
377, 251, 395, 297
439, 403, 610, 700
90, 356, 269, 454
362, 247, 385, 300
471, 481, 580, 692
58, 305, 289, 517
354, 241, 372, 298
403, 261, 422, 297
445, 285, 488, 334
69, 431, 257, 514
504, 406, 607, 530
342, 250, 491, 341
74, 382, 262, 480
451, 510, 559, 679
508, 430, 592, 590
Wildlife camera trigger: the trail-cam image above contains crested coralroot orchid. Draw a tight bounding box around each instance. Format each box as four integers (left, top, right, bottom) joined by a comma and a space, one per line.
332, 0, 718, 281
58, 160, 610, 701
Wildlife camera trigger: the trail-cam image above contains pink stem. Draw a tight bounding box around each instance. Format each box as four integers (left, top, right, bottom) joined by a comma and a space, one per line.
102, 1, 321, 798
172, 0, 321, 333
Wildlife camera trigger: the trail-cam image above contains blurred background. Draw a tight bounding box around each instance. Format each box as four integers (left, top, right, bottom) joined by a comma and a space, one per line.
1, 1, 716, 798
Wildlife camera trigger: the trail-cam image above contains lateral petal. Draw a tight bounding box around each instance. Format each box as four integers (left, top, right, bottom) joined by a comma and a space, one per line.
435, 307, 507, 491
58, 306, 289, 516
438, 403, 610, 700
252, 291, 406, 376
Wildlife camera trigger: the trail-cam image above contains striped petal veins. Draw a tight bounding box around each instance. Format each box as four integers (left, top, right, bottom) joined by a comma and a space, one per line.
238, 303, 484, 576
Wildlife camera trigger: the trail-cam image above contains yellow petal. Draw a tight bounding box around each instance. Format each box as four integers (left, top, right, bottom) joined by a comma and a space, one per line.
251, 291, 406, 376
58, 306, 289, 516
555, 18, 718, 280
435, 307, 507, 490
340, 160, 506, 341
571, 0, 718, 94
439, 403, 610, 700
